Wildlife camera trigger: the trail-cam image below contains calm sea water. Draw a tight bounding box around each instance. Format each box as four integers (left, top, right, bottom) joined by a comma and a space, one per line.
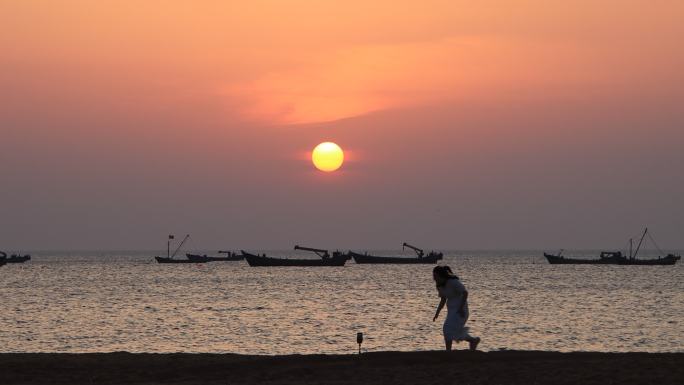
1, 250, 682, 354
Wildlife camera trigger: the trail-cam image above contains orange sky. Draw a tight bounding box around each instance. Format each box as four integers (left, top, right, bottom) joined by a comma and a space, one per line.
1, 1, 683, 249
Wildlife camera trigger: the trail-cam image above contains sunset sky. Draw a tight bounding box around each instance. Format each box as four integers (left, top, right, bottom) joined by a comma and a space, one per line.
1, 1, 683, 250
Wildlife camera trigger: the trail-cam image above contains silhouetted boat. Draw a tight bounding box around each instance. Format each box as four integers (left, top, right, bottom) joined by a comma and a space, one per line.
0, 254, 6, 267
6, 253, 31, 263
544, 228, 680, 266
0, 251, 36, 264
155, 235, 207, 264
186, 251, 244, 262
350, 243, 443, 264
544, 252, 680, 265
242, 245, 348, 267
544, 251, 627, 265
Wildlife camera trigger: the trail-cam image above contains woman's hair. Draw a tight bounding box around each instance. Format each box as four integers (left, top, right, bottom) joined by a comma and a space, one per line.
433, 265, 458, 285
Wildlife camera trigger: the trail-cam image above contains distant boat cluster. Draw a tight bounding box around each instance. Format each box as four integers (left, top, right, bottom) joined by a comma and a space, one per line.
150, 228, 680, 267
154, 235, 443, 266
0, 251, 31, 266
2, 228, 679, 267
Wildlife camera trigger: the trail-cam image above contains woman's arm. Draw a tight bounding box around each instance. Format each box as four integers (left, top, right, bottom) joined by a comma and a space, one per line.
433, 297, 446, 321
458, 290, 468, 317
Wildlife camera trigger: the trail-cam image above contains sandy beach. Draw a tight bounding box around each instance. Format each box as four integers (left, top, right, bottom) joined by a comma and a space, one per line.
1, 350, 681, 385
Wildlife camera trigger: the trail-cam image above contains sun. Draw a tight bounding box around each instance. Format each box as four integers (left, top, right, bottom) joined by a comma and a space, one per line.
312, 142, 344, 172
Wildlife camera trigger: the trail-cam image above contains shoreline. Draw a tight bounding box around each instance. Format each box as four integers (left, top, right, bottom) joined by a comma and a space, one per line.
2, 350, 682, 384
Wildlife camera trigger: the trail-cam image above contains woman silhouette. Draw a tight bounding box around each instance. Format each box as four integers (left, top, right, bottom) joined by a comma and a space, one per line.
433, 265, 481, 351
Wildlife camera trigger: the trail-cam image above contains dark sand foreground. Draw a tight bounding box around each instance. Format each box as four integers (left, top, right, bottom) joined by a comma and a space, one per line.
1, 351, 682, 385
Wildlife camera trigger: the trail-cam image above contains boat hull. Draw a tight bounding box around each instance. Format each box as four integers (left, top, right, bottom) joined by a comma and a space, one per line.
155, 256, 207, 264
350, 251, 443, 264
616, 255, 680, 265
242, 251, 347, 267
186, 253, 244, 262
544, 253, 680, 265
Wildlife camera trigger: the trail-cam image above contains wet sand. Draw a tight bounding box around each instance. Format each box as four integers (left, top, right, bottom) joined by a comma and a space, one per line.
1, 351, 682, 385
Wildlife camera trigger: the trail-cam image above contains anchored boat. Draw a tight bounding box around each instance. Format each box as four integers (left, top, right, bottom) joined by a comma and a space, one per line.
350, 243, 443, 264
155, 235, 207, 264
242, 245, 348, 267
0, 251, 31, 263
544, 251, 627, 265
7, 254, 31, 263
544, 228, 680, 265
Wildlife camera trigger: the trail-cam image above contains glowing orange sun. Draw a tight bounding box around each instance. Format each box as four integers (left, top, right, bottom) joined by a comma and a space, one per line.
312, 142, 344, 172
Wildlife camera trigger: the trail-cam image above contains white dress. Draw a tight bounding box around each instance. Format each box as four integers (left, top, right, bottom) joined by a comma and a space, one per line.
438, 278, 471, 341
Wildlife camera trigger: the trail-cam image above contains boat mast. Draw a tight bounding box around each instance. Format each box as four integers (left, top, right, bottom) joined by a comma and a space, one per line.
170, 234, 190, 259
629, 238, 633, 259
632, 228, 648, 260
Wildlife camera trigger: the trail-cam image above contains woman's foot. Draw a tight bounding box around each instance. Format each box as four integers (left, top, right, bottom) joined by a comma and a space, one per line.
469, 337, 481, 351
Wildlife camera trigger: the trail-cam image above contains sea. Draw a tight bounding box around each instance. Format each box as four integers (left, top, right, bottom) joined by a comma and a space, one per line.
1, 250, 682, 354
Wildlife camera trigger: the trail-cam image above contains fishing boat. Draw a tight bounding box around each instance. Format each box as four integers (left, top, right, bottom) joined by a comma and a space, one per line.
155, 235, 207, 264
0, 253, 6, 267
242, 245, 348, 267
186, 251, 244, 262
350, 243, 443, 264
544, 251, 626, 265
544, 228, 681, 265
5, 253, 31, 263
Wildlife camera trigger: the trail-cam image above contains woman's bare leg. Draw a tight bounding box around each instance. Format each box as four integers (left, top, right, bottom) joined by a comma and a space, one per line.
466, 336, 481, 351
